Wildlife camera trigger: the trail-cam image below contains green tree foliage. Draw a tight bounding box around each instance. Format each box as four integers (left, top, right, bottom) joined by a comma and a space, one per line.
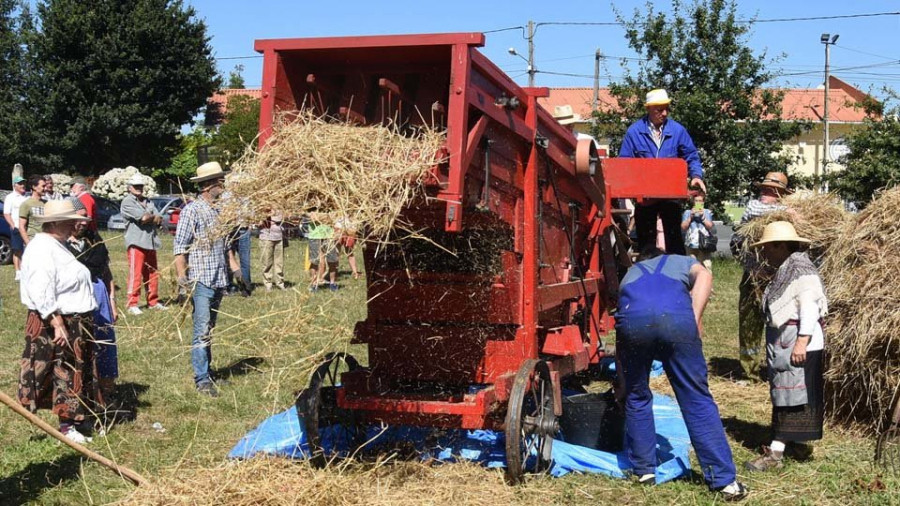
151, 126, 211, 192
592, 0, 809, 214
26, 0, 219, 174
212, 95, 260, 168
227, 64, 246, 89
0, 0, 28, 179
829, 98, 900, 207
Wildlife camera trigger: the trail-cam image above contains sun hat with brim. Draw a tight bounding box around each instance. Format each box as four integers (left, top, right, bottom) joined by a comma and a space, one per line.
13, 176, 25, 184
750, 221, 810, 248
553, 105, 582, 126
752, 171, 791, 193
34, 199, 90, 223
190, 161, 227, 183
645, 89, 672, 106
127, 173, 148, 186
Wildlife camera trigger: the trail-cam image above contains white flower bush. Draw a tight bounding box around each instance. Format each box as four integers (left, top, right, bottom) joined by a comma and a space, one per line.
92, 166, 157, 201
48, 173, 74, 195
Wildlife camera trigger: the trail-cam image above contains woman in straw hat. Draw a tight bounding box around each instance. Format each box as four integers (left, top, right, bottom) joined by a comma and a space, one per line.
17, 199, 103, 444
745, 221, 827, 471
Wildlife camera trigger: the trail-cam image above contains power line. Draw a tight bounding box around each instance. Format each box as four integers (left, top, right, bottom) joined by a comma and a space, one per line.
747, 11, 900, 23
834, 45, 898, 61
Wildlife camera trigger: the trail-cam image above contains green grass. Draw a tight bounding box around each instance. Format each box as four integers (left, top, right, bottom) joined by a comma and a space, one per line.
725, 205, 744, 225
0, 235, 897, 505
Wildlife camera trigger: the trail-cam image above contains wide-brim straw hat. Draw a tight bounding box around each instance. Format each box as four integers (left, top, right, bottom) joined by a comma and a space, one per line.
645, 89, 672, 106
750, 221, 810, 248
191, 161, 227, 183
552, 105, 582, 126
34, 199, 90, 223
753, 171, 791, 192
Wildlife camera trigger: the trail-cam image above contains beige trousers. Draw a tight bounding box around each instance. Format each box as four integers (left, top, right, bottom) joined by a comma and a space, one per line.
260, 239, 284, 288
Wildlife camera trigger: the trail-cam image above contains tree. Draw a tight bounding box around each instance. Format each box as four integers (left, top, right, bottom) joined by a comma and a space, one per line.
227, 64, 245, 89
0, 0, 28, 180
592, 0, 809, 216
829, 95, 900, 206
151, 126, 211, 192
211, 95, 260, 168
26, 0, 219, 174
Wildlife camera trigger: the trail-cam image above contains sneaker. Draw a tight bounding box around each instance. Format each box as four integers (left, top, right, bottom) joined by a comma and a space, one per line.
329, 283, 339, 291
277, 284, 286, 291
744, 446, 784, 472
197, 382, 219, 398
265, 285, 273, 292
715, 480, 749, 501
637, 473, 655, 485
127, 306, 143, 316
309, 284, 318, 292
14, 270, 20, 281
62, 427, 92, 444
149, 303, 168, 311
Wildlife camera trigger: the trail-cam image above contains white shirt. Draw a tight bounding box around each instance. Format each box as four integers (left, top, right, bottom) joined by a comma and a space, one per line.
798, 294, 825, 352
20, 233, 97, 318
3, 191, 26, 223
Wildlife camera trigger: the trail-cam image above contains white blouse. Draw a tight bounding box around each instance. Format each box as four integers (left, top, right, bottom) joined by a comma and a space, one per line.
20, 233, 97, 318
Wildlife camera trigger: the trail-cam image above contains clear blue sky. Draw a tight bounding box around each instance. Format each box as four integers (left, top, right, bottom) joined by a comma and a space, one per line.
186, 0, 899, 96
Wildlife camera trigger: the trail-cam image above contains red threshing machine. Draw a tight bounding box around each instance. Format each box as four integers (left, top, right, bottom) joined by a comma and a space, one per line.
254, 32, 688, 483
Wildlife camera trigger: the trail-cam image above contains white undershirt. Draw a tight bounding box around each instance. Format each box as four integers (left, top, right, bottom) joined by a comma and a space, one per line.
20, 233, 97, 318
798, 293, 825, 351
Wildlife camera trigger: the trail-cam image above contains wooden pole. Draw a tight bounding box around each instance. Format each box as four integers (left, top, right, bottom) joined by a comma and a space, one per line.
0, 391, 148, 486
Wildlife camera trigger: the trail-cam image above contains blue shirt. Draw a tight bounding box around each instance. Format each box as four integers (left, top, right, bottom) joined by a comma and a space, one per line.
174, 198, 228, 289
618, 116, 703, 180
681, 209, 714, 249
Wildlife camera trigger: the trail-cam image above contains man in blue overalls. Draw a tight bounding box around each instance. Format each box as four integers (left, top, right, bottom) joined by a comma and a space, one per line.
619, 89, 706, 255
616, 246, 747, 501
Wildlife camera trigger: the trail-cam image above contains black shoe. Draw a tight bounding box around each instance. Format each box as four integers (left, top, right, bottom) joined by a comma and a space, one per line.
197, 382, 219, 397
714, 481, 749, 502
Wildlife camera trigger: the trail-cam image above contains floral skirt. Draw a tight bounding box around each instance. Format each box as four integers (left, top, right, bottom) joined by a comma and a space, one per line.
18, 311, 104, 422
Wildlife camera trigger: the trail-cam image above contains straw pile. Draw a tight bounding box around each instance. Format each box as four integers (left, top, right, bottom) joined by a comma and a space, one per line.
820, 187, 900, 433
734, 191, 850, 294
121, 457, 556, 506
218, 112, 446, 241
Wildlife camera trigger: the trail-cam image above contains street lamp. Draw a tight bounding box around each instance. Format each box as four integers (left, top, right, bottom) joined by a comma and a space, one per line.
821, 33, 839, 187
508, 21, 536, 86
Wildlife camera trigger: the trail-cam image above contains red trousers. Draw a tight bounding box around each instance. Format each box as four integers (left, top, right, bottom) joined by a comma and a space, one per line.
126, 246, 159, 308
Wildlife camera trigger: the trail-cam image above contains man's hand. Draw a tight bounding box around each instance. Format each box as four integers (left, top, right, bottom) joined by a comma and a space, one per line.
50, 317, 69, 347
690, 177, 707, 194
791, 335, 810, 366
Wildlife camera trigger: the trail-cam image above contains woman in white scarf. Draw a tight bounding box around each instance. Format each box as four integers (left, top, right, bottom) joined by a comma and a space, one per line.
745, 221, 827, 472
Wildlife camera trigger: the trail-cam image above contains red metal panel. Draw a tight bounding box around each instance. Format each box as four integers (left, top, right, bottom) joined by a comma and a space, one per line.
602, 158, 690, 202
254, 32, 485, 53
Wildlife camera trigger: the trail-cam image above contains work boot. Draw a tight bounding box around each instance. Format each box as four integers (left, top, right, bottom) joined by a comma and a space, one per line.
714, 480, 749, 502
744, 446, 784, 472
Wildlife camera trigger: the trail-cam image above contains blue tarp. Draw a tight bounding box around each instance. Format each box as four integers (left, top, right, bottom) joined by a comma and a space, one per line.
229, 392, 691, 483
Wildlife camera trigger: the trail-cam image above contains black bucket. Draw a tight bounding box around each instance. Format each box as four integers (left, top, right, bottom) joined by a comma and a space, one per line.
559, 390, 625, 453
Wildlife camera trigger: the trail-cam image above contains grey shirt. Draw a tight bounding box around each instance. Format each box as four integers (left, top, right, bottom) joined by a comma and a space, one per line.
120, 194, 162, 250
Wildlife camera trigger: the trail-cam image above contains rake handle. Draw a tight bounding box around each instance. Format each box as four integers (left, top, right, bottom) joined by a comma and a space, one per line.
0, 390, 148, 486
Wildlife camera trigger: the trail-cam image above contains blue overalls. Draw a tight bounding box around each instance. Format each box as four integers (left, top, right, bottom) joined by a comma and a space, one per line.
615, 255, 736, 489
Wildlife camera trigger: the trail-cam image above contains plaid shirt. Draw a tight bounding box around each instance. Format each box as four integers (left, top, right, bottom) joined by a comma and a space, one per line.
739, 198, 786, 225
174, 198, 228, 289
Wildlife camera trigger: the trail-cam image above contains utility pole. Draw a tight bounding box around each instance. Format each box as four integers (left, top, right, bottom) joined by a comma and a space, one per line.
820, 33, 839, 186
592, 49, 602, 111
527, 20, 535, 87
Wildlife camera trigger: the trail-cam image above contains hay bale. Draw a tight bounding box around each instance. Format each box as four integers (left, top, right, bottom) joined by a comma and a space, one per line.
821, 187, 900, 433
218, 112, 446, 241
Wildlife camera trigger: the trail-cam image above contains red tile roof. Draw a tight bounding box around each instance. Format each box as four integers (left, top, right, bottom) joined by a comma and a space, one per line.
537, 76, 874, 124
208, 88, 262, 117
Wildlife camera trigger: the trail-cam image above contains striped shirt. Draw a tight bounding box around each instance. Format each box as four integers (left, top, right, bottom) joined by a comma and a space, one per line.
739, 199, 785, 225
174, 198, 228, 289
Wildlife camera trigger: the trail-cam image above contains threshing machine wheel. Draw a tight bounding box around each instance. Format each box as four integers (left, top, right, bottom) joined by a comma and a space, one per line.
504, 359, 558, 485
297, 352, 362, 468
875, 389, 900, 473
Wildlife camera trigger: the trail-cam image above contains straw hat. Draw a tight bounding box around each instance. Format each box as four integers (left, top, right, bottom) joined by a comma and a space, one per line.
644, 89, 672, 106
553, 105, 583, 126
127, 173, 147, 186
190, 161, 226, 183
750, 221, 810, 248
753, 171, 790, 192
34, 199, 90, 223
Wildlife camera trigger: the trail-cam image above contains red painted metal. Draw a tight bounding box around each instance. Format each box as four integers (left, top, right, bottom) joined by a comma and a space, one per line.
254, 32, 689, 431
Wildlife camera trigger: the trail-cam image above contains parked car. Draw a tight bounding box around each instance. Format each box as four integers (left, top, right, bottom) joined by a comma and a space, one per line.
93, 195, 120, 230
0, 201, 13, 265
107, 194, 189, 233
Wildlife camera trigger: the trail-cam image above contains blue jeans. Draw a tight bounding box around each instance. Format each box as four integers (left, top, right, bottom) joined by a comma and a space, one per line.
191, 283, 224, 385
616, 311, 736, 489
237, 228, 251, 285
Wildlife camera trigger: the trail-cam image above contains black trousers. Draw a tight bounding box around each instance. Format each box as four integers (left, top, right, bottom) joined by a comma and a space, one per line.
634, 200, 686, 255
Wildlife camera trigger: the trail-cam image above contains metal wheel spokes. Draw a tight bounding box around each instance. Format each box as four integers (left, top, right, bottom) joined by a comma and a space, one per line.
297, 352, 361, 468
505, 359, 558, 485
875, 428, 900, 473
